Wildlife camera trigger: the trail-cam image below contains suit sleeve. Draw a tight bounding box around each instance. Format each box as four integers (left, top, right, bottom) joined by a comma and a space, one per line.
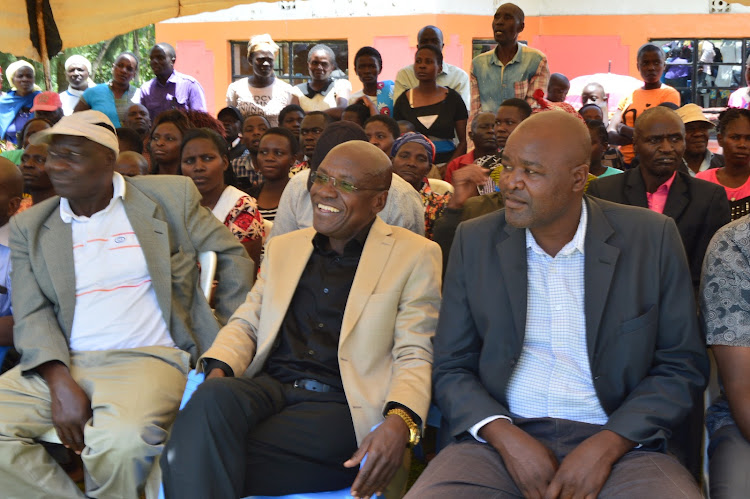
181, 179, 254, 326
433, 222, 514, 437
691, 187, 730, 288
199, 235, 275, 377
603, 217, 709, 447
384, 238, 442, 426
10, 216, 72, 374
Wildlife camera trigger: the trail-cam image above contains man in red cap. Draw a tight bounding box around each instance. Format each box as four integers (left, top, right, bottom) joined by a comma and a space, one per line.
30, 91, 64, 125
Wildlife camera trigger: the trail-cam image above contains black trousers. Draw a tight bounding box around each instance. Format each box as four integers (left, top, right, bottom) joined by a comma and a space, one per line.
160, 374, 359, 499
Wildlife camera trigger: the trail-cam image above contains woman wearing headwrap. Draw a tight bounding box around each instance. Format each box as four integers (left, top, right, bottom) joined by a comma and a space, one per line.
59, 55, 95, 116
0, 61, 41, 146
75, 51, 138, 127
226, 34, 299, 127
391, 132, 452, 240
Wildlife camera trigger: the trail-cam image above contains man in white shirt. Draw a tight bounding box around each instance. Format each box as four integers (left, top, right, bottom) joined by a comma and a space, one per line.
0, 111, 253, 498
408, 111, 706, 498
59, 55, 95, 116
394, 25, 470, 109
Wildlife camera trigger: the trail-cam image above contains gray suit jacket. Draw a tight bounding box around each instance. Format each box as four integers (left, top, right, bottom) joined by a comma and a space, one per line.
434, 195, 709, 450
10, 175, 254, 373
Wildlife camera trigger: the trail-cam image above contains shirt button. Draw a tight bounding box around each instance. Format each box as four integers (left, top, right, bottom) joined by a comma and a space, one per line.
323, 288, 329, 294
308, 349, 315, 356
317, 323, 324, 329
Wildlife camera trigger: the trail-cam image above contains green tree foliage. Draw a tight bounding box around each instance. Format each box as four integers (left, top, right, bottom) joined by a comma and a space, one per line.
1, 25, 155, 93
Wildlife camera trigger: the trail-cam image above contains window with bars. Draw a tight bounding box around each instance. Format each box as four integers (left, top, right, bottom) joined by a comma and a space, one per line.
230, 40, 349, 86
651, 38, 748, 108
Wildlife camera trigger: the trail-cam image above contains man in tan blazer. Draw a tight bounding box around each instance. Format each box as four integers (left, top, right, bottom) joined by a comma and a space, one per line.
161, 141, 442, 499
0, 111, 254, 499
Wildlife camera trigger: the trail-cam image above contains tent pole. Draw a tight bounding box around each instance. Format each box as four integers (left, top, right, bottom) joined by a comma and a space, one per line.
36, 0, 52, 90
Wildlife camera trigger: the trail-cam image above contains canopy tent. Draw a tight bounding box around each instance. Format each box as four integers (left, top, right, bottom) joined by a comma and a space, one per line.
2, 0, 255, 87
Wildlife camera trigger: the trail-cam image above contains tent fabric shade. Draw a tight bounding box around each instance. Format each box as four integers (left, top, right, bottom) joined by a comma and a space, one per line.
2, 0, 252, 62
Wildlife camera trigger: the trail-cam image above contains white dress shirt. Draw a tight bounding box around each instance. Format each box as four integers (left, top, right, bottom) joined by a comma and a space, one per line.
470, 201, 608, 441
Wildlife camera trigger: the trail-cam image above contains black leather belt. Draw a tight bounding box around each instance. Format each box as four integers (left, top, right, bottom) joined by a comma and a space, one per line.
292, 379, 342, 392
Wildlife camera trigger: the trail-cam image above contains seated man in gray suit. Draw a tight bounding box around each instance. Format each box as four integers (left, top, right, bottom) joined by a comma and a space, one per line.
587, 106, 730, 293
408, 111, 707, 498
0, 111, 253, 498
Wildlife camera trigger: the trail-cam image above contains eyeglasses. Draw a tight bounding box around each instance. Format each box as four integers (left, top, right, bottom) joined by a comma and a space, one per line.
311, 171, 386, 194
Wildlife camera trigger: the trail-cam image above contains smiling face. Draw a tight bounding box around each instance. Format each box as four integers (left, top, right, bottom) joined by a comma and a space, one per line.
181, 137, 227, 198
150, 122, 183, 166
634, 112, 686, 179
684, 121, 712, 157
66, 63, 90, 91
241, 115, 270, 153
310, 145, 389, 246
365, 120, 396, 155
250, 49, 275, 80
112, 54, 138, 86
492, 4, 524, 46
12, 66, 35, 96
392, 142, 431, 190
308, 50, 334, 82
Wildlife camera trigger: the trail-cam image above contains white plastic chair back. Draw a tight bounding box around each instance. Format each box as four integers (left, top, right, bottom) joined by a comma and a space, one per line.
428, 178, 454, 195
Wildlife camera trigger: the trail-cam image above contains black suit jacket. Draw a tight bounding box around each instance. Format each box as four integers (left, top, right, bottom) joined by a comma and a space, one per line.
434, 196, 708, 450
587, 168, 730, 289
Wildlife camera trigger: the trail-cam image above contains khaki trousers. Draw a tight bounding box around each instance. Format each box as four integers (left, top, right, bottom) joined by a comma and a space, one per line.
0, 346, 189, 499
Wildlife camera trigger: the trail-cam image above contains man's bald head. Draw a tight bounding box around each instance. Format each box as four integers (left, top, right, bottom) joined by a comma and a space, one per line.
324, 141, 393, 190
0, 158, 24, 226
418, 25, 444, 48
633, 106, 685, 142
497, 3, 524, 23
155, 43, 176, 60
510, 111, 591, 169
499, 112, 590, 244
116, 151, 149, 177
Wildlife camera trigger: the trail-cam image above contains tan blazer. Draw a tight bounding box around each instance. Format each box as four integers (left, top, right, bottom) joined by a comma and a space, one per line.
202, 217, 442, 444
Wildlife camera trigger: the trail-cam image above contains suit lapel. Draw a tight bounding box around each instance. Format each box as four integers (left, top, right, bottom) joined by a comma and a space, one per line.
624, 168, 649, 208
122, 182, 172, 325
498, 223, 527, 345
340, 218, 394, 345
583, 197, 620, 366
40, 208, 76, 335
663, 172, 689, 222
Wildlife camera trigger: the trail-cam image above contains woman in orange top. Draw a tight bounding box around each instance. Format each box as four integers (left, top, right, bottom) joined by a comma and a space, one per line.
608, 44, 680, 166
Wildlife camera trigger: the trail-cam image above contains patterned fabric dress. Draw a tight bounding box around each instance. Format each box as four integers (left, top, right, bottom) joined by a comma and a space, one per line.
211, 185, 264, 243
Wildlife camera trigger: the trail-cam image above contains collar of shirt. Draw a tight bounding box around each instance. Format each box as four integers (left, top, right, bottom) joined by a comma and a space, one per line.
490, 43, 523, 67
312, 218, 374, 257
65, 86, 85, 97
526, 199, 588, 258
60, 172, 127, 223
304, 79, 335, 99
0, 223, 9, 247
645, 170, 677, 214
154, 71, 178, 88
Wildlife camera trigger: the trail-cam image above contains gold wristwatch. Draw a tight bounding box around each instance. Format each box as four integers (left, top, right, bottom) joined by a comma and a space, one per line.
387, 408, 421, 447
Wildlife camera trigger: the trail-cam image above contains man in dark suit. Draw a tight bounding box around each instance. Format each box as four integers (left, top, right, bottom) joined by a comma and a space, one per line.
407, 111, 707, 498
587, 105, 730, 292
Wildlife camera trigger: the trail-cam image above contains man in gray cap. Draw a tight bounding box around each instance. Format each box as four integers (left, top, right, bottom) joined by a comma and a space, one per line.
0, 110, 253, 498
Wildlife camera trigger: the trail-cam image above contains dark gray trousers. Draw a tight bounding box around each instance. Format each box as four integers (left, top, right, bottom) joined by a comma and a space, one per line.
406, 418, 701, 498
708, 424, 750, 499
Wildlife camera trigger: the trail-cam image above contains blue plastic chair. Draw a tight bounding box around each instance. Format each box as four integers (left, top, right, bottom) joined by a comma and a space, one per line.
160, 371, 380, 499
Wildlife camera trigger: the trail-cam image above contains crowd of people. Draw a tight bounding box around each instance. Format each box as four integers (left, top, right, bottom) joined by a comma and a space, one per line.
0, 2, 750, 498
